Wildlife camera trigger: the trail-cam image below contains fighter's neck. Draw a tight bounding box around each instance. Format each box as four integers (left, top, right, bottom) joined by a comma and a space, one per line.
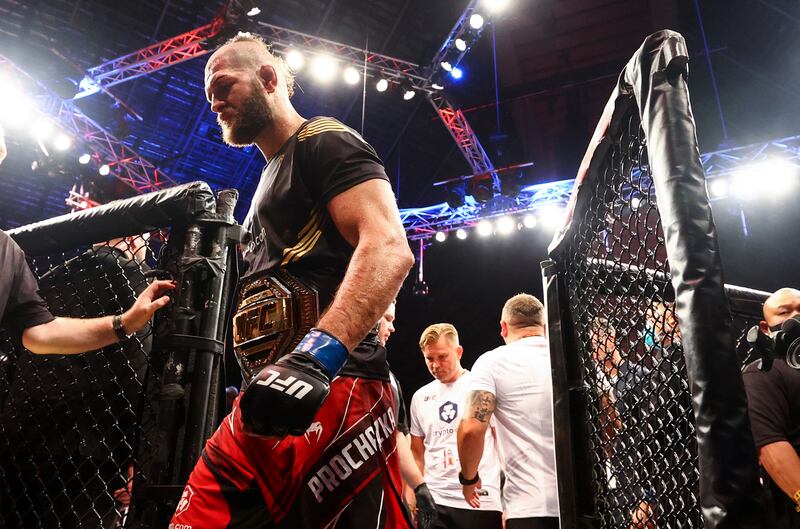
256, 112, 305, 160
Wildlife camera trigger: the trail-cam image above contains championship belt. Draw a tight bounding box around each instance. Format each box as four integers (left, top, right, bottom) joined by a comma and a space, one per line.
232, 270, 319, 381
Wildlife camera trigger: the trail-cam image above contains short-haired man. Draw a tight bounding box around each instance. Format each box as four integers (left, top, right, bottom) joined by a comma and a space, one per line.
171, 32, 414, 529
457, 294, 558, 529
410, 323, 503, 529
743, 288, 800, 527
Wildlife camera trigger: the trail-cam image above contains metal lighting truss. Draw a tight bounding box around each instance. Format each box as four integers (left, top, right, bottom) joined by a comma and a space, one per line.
0, 55, 175, 193
401, 134, 800, 241
428, 95, 499, 191
402, 178, 576, 241
424, 0, 500, 192
700, 134, 800, 177
73, 1, 499, 191
254, 21, 427, 85
75, 18, 226, 98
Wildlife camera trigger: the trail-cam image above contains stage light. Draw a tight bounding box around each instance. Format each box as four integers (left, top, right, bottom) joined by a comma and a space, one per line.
0, 79, 24, 116
246, 6, 261, 16
477, 220, 493, 237
762, 159, 799, 193
311, 54, 337, 83
456, 228, 467, 240
54, 133, 72, 151
630, 196, 641, 210
482, 0, 511, 14
435, 231, 446, 242
496, 216, 515, 235
78, 153, 91, 164
412, 279, 430, 297
431, 82, 444, 90
403, 89, 416, 101
709, 178, 728, 198
450, 67, 463, 80
376, 78, 389, 92
471, 180, 493, 203
454, 38, 467, 51
523, 214, 537, 228
732, 173, 760, 200
31, 118, 54, 141
285, 49, 305, 71
99, 164, 110, 176
469, 13, 485, 29
540, 205, 565, 229
1, 103, 31, 127
440, 61, 453, 72
343, 66, 360, 85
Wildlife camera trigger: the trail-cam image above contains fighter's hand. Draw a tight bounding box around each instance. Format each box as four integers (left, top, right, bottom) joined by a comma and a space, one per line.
413, 483, 439, 529
462, 478, 483, 509
240, 328, 349, 438
121, 279, 176, 333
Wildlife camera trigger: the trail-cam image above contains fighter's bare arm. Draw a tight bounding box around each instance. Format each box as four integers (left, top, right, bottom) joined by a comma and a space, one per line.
319, 179, 414, 351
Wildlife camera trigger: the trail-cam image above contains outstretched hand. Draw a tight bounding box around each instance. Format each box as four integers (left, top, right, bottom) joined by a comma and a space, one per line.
122, 279, 176, 332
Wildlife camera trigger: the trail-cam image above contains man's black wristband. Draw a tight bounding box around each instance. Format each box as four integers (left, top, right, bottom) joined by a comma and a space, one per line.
113, 314, 133, 342
458, 471, 480, 485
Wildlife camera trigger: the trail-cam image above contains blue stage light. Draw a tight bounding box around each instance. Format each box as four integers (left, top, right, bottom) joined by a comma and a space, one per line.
451, 67, 463, 79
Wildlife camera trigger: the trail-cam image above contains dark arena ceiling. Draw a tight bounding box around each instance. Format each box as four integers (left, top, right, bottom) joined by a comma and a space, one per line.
0, 0, 798, 227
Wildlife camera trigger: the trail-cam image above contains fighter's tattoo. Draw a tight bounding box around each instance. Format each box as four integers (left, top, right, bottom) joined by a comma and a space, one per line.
467, 390, 496, 423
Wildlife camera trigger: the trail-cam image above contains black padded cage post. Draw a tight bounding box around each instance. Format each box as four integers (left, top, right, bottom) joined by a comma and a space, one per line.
543, 31, 765, 529
0, 181, 240, 529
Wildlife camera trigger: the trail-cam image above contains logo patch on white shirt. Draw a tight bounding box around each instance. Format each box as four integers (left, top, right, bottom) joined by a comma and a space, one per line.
438, 401, 458, 423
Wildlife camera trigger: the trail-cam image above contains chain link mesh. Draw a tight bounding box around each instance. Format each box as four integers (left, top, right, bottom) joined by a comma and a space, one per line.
0, 233, 172, 529
556, 102, 769, 527
558, 106, 698, 527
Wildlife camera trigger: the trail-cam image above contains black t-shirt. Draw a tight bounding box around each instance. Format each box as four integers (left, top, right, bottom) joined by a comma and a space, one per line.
743, 359, 800, 527
240, 117, 390, 379
0, 230, 54, 336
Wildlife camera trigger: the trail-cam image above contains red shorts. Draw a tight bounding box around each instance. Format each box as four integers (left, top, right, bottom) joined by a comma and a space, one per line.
169, 376, 410, 529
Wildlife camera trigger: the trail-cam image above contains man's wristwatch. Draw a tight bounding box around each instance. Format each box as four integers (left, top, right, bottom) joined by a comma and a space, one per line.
113, 314, 134, 342
458, 471, 480, 485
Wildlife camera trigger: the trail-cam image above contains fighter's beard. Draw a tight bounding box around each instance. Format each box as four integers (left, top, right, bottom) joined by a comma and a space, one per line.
219, 87, 273, 147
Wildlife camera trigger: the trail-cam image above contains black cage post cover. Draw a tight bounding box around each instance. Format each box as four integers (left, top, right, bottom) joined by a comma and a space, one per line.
547, 31, 764, 528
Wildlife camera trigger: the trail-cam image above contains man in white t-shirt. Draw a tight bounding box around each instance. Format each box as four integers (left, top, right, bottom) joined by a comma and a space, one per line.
410, 323, 503, 529
458, 294, 559, 529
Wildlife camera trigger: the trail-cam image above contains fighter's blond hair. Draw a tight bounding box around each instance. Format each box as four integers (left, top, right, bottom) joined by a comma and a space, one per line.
223, 32, 295, 97
502, 293, 545, 329
419, 323, 459, 351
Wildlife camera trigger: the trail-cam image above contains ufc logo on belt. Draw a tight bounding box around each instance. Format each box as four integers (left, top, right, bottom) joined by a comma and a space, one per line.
254, 369, 314, 399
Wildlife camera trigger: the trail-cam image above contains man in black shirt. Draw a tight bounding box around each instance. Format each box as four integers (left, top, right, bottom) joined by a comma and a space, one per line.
743, 287, 800, 528
0, 230, 173, 354
170, 33, 414, 528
